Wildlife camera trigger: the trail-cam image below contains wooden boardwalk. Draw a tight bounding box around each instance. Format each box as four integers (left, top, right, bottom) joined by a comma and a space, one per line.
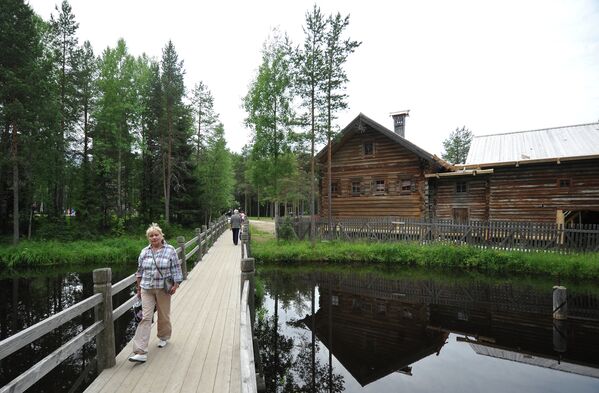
85, 231, 242, 393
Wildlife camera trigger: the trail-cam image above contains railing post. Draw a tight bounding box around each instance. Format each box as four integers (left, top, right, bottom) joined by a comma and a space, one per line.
196, 228, 202, 262
201, 224, 207, 254
241, 230, 249, 259
93, 268, 115, 371
240, 258, 255, 328
177, 236, 187, 280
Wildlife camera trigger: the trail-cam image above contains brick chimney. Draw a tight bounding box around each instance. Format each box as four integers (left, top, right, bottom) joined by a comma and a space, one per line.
390, 110, 410, 138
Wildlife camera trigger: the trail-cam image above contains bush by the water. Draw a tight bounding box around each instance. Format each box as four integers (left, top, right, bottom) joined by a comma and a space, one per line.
251, 240, 599, 280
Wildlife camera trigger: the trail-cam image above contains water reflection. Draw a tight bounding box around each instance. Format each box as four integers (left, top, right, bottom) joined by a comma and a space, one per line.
256, 268, 599, 393
0, 265, 137, 393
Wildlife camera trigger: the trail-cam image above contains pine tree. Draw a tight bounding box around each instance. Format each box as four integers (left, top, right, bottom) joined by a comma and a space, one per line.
160, 41, 186, 224
323, 11, 360, 229
0, 0, 44, 242
190, 81, 218, 160
294, 5, 328, 243
49, 0, 80, 218
442, 126, 473, 164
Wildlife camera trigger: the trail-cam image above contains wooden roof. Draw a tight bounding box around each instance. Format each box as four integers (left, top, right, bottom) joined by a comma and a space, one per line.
316, 113, 453, 170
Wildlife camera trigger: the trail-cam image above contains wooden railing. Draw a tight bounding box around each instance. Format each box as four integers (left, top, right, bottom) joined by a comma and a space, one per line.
240, 220, 263, 392
0, 216, 228, 393
279, 216, 599, 253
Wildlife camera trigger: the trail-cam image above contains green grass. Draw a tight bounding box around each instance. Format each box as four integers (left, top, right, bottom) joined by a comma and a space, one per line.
251, 240, 599, 280
0, 231, 197, 268
0, 237, 146, 268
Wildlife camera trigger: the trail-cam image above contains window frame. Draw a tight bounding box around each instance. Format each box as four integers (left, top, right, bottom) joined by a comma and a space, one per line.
363, 141, 375, 156
400, 178, 413, 195
331, 180, 339, 196
456, 181, 468, 193
373, 178, 387, 195
557, 178, 571, 188
351, 180, 361, 196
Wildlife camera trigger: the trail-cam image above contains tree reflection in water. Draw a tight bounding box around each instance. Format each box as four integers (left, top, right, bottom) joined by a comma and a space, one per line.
256, 273, 345, 393
0, 265, 136, 393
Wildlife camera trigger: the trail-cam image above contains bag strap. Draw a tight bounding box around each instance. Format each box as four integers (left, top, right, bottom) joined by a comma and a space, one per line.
150, 246, 172, 278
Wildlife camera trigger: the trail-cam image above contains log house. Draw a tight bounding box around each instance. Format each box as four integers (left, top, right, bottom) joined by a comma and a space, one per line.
319, 115, 599, 225
317, 113, 452, 219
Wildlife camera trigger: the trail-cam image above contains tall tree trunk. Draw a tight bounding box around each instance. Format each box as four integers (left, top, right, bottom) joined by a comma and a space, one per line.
310, 88, 316, 247
11, 122, 19, 244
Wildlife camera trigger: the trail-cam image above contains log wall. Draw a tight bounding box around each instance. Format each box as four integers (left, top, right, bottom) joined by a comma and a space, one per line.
488, 160, 599, 222
320, 126, 436, 218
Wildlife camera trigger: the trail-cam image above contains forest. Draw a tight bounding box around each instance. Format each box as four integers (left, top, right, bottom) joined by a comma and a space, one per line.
0, 0, 360, 244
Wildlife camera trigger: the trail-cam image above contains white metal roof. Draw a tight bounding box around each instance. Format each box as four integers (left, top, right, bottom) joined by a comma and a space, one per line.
465, 123, 599, 165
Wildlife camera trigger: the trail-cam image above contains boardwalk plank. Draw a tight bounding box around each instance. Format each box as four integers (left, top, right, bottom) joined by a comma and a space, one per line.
83, 233, 243, 393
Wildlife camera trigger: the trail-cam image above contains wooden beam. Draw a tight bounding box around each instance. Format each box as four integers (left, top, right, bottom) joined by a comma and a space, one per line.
0, 322, 103, 393
0, 293, 102, 361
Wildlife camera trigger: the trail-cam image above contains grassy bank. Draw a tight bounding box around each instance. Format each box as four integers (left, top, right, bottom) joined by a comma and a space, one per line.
251, 240, 599, 280
0, 227, 204, 268
0, 237, 147, 268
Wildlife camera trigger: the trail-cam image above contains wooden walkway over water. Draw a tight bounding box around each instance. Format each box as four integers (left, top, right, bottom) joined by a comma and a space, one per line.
85, 231, 242, 393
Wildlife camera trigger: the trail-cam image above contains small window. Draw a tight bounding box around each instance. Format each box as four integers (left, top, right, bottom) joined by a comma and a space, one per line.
558, 179, 571, 188
351, 181, 361, 195
456, 182, 467, 193
400, 179, 412, 193
375, 179, 386, 193
331, 295, 339, 306
331, 181, 339, 195
363, 142, 374, 156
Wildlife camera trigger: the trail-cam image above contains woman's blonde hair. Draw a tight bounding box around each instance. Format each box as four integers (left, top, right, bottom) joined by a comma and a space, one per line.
146, 222, 164, 238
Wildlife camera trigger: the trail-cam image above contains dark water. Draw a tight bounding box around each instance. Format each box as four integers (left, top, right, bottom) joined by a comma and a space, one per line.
0, 264, 138, 393
255, 267, 599, 393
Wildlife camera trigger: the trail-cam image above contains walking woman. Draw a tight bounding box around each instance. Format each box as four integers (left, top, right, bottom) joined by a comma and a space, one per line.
128, 223, 183, 363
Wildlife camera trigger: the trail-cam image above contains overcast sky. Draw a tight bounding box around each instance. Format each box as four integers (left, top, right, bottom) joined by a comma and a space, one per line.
27, 0, 599, 156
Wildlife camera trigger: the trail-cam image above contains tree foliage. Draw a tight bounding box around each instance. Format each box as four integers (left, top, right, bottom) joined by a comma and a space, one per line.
442, 126, 473, 164
0, 1, 236, 241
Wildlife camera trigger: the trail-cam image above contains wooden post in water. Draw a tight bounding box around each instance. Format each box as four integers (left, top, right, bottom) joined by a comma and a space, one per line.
553, 286, 568, 320
553, 319, 568, 353
240, 258, 255, 328
93, 268, 115, 371
196, 228, 202, 262
177, 236, 187, 280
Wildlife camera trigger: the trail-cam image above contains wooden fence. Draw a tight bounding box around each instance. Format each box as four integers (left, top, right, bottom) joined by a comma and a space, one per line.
278, 216, 599, 253
0, 216, 228, 393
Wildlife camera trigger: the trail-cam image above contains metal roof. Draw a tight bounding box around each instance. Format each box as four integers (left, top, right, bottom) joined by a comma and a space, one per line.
465, 123, 599, 165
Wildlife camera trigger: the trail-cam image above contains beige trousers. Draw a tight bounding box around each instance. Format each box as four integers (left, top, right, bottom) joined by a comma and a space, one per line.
132, 288, 172, 354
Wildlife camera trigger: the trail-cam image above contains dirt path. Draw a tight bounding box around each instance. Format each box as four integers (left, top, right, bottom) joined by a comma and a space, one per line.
249, 219, 275, 234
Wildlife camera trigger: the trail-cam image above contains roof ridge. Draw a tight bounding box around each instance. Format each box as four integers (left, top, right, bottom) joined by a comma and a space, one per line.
473, 122, 599, 138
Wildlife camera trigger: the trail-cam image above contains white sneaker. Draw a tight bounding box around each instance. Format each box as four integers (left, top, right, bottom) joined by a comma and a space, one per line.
157, 339, 168, 348
128, 353, 147, 363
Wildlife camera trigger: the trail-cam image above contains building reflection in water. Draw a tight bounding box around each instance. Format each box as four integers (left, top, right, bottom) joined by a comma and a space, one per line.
257, 269, 599, 391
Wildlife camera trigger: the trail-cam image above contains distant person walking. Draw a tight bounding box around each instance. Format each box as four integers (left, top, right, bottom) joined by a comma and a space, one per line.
128, 223, 183, 363
230, 209, 242, 245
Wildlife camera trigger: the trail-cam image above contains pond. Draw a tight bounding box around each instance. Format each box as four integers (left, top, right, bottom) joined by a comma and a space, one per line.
255, 266, 599, 393
0, 264, 138, 393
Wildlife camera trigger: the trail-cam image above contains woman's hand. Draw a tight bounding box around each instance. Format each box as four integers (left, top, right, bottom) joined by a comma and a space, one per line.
169, 283, 179, 295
